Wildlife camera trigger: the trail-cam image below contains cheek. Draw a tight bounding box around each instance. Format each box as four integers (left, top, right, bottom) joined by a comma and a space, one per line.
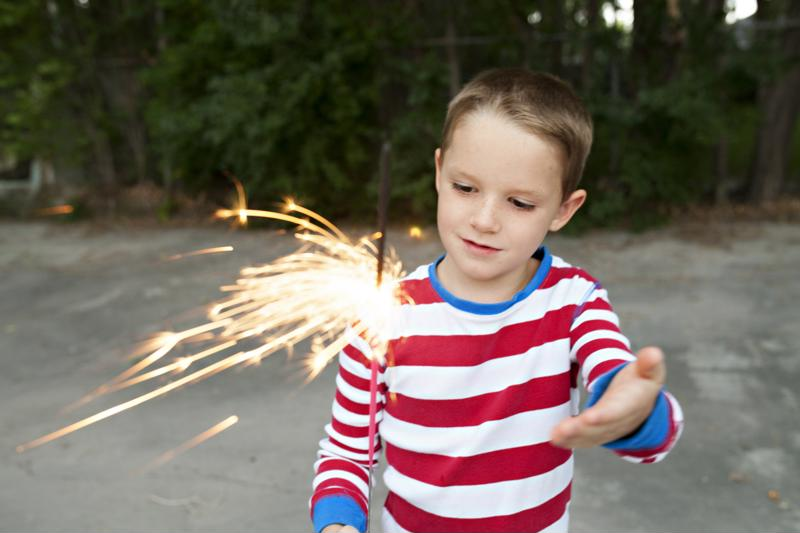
510, 216, 549, 248
436, 193, 458, 229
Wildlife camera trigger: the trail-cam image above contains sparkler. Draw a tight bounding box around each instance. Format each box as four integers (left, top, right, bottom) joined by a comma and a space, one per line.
17, 180, 405, 458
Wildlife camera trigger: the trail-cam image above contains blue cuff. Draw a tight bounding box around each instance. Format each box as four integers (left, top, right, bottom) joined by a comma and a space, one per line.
586, 362, 671, 451
313, 495, 367, 533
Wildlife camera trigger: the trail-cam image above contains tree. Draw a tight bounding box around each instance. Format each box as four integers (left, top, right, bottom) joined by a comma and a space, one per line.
749, 0, 800, 203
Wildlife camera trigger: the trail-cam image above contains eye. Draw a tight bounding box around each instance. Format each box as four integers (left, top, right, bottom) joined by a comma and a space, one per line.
451, 182, 475, 194
510, 198, 535, 211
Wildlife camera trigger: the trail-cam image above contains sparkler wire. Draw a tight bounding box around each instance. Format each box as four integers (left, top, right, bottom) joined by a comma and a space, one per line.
366, 140, 392, 532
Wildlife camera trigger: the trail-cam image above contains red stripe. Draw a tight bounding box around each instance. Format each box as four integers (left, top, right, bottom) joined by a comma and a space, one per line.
388, 306, 574, 367
399, 278, 443, 305
385, 441, 571, 486
342, 344, 387, 395
540, 266, 596, 289
335, 389, 386, 416
335, 390, 369, 415
586, 359, 628, 389
571, 296, 612, 318
328, 436, 379, 456
385, 483, 571, 533
331, 418, 369, 438
570, 316, 621, 343
385, 372, 571, 427
316, 457, 369, 483
339, 364, 370, 391
311, 483, 367, 514
575, 337, 632, 366
343, 343, 371, 367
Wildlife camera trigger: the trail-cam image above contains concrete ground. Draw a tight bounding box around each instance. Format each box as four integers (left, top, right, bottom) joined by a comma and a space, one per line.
0, 219, 798, 532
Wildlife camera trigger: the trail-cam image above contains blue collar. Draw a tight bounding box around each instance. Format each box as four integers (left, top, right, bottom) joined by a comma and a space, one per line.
427, 246, 552, 315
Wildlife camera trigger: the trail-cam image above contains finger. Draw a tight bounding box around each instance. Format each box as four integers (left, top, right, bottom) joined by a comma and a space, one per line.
551, 413, 622, 447
550, 417, 585, 447
550, 418, 576, 442
554, 411, 645, 448
552, 419, 623, 448
634, 346, 666, 384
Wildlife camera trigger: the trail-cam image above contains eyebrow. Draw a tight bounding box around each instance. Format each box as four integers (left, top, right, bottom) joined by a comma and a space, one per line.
450, 168, 545, 198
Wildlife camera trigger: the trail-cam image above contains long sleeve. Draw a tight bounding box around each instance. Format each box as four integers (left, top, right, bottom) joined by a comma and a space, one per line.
569, 282, 636, 391
569, 282, 683, 463
310, 331, 386, 533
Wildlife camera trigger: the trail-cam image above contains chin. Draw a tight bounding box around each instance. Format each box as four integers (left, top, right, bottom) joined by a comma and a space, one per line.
452, 256, 506, 281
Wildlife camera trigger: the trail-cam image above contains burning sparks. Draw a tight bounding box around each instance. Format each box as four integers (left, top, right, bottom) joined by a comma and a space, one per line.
17, 197, 406, 453
166, 246, 234, 261
409, 226, 422, 239
139, 415, 239, 473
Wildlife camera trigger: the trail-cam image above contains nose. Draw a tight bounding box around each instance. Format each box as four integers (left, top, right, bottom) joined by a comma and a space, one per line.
469, 198, 500, 234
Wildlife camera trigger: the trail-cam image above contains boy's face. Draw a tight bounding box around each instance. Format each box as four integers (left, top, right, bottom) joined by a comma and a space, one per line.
434, 110, 586, 299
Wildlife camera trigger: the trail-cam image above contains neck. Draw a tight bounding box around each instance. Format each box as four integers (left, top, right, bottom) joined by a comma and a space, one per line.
436, 257, 539, 304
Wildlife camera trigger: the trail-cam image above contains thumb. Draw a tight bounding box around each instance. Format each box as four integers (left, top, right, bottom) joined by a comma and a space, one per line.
633, 346, 666, 385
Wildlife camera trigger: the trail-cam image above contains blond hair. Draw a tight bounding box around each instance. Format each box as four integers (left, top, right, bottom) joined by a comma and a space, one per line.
441, 68, 593, 200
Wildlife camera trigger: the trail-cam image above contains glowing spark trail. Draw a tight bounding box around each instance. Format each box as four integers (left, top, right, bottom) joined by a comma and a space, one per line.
17, 196, 405, 453
167, 246, 234, 261
140, 415, 239, 473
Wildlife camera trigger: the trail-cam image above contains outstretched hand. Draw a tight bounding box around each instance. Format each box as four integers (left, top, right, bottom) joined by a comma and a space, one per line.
551, 347, 666, 449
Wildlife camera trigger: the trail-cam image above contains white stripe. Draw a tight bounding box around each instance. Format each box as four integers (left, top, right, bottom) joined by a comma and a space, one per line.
571, 308, 620, 331
381, 507, 413, 533
318, 439, 371, 462
570, 329, 631, 358
314, 455, 368, 475
582, 348, 635, 389
324, 423, 373, 450
391, 276, 596, 338
347, 332, 375, 362
336, 372, 385, 405
385, 338, 570, 400
312, 469, 369, 496
550, 255, 573, 268
379, 402, 571, 456
382, 457, 572, 518
665, 390, 685, 425
331, 398, 384, 427
402, 265, 429, 281
339, 347, 371, 379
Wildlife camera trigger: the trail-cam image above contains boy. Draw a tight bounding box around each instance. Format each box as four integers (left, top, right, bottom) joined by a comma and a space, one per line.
310, 68, 683, 533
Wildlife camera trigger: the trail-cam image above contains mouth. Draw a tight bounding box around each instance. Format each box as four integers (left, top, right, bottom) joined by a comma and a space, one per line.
461, 238, 501, 254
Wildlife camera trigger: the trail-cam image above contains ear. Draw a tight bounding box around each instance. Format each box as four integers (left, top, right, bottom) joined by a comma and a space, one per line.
434, 148, 443, 193
549, 189, 587, 232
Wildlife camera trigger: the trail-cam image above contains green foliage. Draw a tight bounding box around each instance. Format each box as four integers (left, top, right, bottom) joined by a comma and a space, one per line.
144, 0, 385, 219
1, 0, 797, 225
583, 72, 725, 226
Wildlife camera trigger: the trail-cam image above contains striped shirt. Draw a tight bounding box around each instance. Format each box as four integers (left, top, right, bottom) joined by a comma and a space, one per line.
311, 247, 683, 533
